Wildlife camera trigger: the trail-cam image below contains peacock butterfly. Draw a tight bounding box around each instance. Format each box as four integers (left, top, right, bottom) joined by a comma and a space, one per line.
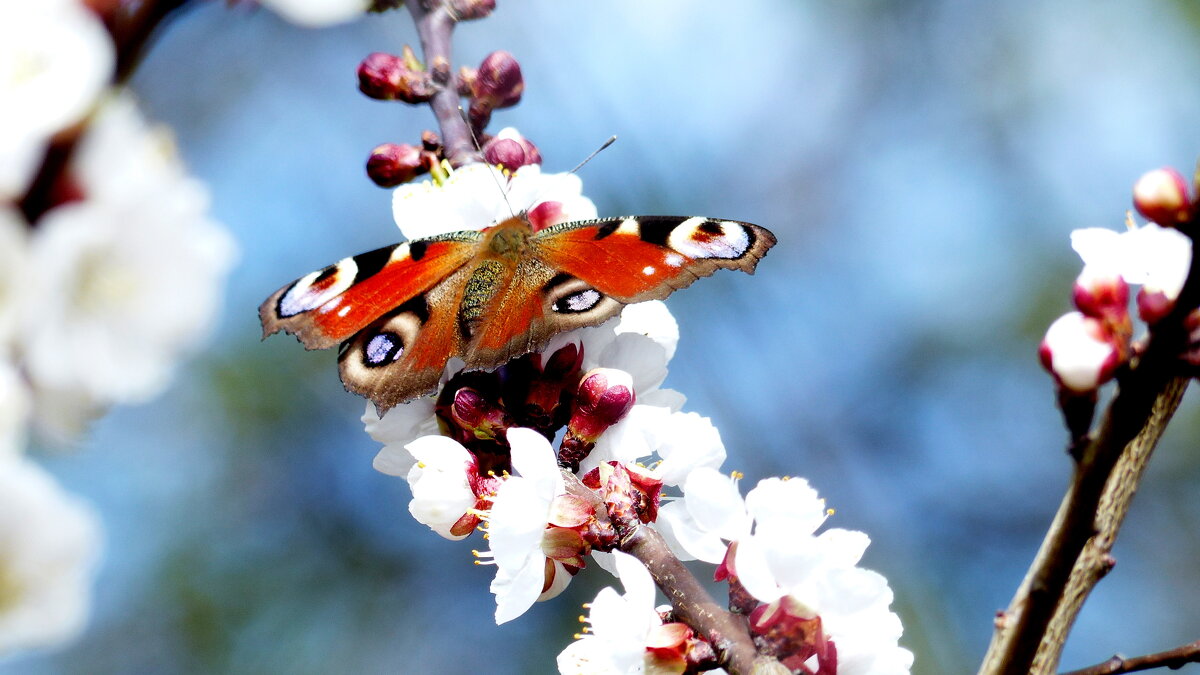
260, 213, 776, 412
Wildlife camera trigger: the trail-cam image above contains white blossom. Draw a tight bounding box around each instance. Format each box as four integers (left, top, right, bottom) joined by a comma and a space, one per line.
484, 427, 567, 624
392, 161, 597, 241
1040, 312, 1119, 392
18, 96, 236, 414
0, 0, 114, 200
373, 435, 478, 540
557, 551, 662, 675
0, 456, 101, 655
1071, 223, 1191, 300
258, 0, 370, 27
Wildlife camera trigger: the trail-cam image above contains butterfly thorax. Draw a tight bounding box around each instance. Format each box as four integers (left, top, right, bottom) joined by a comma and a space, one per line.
483, 217, 534, 259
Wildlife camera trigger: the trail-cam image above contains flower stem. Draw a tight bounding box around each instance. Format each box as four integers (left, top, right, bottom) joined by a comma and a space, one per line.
405, 0, 479, 166
620, 525, 782, 675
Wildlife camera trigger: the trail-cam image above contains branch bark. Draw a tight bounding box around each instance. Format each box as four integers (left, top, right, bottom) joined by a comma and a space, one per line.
405, 0, 479, 167
1059, 639, 1200, 675
979, 235, 1200, 674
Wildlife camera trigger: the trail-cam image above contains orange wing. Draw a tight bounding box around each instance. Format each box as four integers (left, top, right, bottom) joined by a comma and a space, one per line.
259, 232, 482, 350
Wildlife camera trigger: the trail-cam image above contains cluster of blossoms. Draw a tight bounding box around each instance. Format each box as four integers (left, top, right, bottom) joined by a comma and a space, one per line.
1040, 167, 1196, 437
1, 0, 235, 656
364, 162, 914, 674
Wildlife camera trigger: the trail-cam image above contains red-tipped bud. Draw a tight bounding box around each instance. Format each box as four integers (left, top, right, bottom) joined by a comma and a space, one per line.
447, 0, 496, 20
450, 387, 512, 441
483, 129, 542, 174
1137, 287, 1176, 325
1133, 167, 1193, 227
558, 369, 635, 472
366, 142, 425, 187
471, 51, 524, 109
1039, 312, 1124, 393
569, 368, 636, 442
357, 52, 437, 103
1073, 265, 1129, 320
483, 138, 526, 172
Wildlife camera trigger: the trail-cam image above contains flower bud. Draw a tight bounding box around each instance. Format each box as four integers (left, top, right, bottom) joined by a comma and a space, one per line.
1072, 264, 1129, 321
366, 142, 425, 187
483, 138, 526, 172
569, 369, 636, 442
1137, 287, 1176, 325
1039, 312, 1123, 393
470, 51, 524, 109
450, 386, 512, 442
559, 369, 635, 471
357, 51, 437, 103
1133, 167, 1192, 227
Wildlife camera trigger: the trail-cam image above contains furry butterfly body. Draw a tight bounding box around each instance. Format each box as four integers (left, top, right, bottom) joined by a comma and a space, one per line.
260, 215, 776, 411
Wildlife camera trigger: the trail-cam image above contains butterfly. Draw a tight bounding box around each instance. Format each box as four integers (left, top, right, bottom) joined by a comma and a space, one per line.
260, 215, 776, 412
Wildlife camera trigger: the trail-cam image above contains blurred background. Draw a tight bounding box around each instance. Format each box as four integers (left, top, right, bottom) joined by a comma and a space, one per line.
8, 0, 1200, 672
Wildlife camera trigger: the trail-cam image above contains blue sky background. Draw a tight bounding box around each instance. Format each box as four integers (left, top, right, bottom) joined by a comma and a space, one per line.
8, 1, 1200, 673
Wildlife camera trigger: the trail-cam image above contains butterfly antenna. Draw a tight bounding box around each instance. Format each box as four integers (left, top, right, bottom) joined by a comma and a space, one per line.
459, 106, 517, 219
570, 136, 617, 174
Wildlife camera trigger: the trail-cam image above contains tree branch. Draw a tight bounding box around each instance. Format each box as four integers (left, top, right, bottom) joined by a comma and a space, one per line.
1059, 640, 1200, 675
979, 236, 1200, 675
405, 0, 479, 167
621, 525, 785, 675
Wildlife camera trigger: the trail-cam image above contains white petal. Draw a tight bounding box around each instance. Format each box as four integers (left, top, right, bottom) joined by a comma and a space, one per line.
492, 551, 548, 624
682, 467, 748, 540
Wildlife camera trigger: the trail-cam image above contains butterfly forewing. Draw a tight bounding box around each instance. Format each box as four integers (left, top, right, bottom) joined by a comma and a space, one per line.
531, 216, 776, 302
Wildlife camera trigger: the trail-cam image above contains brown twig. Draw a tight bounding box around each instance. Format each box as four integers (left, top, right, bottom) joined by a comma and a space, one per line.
620, 525, 784, 675
980, 233, 1200, 675
1059, 640, 1200, 675
405, 0, 479, 167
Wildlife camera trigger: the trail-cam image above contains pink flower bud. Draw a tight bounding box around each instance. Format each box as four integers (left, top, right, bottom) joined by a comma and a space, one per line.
357, 52, 437, 103
483, 138, 526, 172
450, 387, 511, 441
471, 51, 524, 109
558, 369, 636, 472
569, 369, 636, 442
1072, 265, 1129, 320
358, 52, 406, 100
1039, 312, 1124, 393
365, 143, 424, 187
1133, 167, 1192, 227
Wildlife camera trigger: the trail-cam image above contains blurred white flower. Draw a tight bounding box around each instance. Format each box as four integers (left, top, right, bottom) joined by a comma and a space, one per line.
0, 207, 29, 347
0, 455, 101, 655
1071, 223, 1191, 300
484, 427, 568, 624
18, 95, 236, 411
392, 161, 597, 240
1039, 311, 1121, 393
258, 0, 370, 27
556, 551, 663, 675
0, 361, 29, 457
0, 0, 114, 200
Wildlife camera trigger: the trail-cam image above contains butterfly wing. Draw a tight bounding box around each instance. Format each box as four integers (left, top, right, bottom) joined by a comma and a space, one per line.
530, 216, 775, 301
464, 216, 776, 367
259, 232, 482, 349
